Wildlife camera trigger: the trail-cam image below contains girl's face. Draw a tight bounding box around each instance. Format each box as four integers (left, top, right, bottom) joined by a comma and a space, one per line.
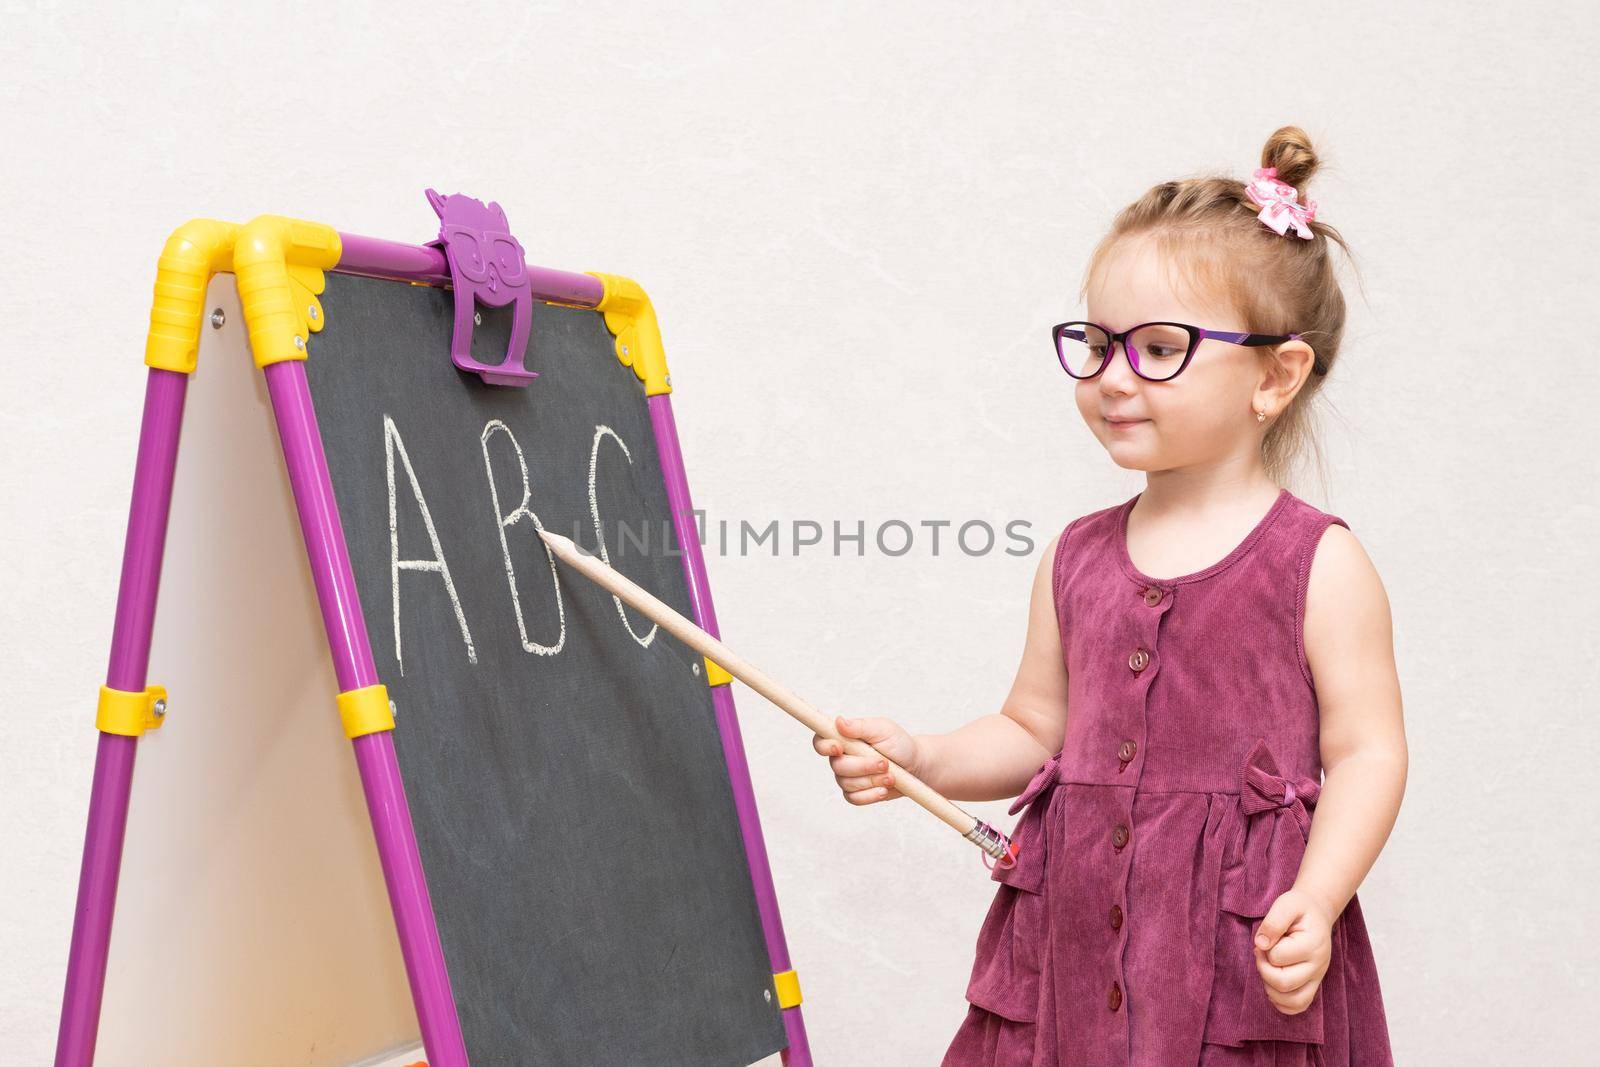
1076, 235, 1272, 475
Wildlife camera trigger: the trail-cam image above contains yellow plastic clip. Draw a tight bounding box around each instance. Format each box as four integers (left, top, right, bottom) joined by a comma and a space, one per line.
144, 219, 240, 374
233, 215, 342, 369
585, 272, 672, 396
96, 684, 169, 737
336, 683, 396, 739
772, 968, 803, 1009
703, 657, 734, 687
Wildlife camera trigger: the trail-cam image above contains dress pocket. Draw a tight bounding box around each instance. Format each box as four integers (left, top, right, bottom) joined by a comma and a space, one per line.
962, 754, 1059, 1023
1202, 740, 1326, 1048
1203, 898, 1325, 1046
963, 879, 1047, 1024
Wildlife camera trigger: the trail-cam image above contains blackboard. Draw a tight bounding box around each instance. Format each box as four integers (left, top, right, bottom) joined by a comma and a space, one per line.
304, 271, 786, 1065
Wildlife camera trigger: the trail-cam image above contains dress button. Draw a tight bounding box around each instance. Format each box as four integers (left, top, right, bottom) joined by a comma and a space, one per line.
1111, 823, 1130, 849
1117, 739, 1138, 762
1108, 980, 1123, 1011
1127, 647, 1150, 672
1109, 904, 1124, 930
1142, 585, 1163, 606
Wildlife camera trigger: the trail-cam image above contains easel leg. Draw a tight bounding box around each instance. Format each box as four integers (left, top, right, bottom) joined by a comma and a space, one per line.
648, 395, 816, 1066
56, 369, 189, 1067
264, 360, 470, 1066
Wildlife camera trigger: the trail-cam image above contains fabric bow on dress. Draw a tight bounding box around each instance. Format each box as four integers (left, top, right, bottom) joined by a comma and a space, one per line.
1009, 751, 1064, 817
1244, 166, 1319, 240
1241, 740, 1322, 834
1221, 738, 1323, 917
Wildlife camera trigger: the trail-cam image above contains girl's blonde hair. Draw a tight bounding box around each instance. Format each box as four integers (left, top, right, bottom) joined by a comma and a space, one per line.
1080, 125, 1361, 494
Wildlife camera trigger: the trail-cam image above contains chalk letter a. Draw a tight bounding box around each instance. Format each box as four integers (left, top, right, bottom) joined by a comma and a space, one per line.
385, 414, 478, 675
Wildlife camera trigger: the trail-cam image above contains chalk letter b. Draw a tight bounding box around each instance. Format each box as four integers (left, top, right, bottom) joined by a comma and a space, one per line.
481, 419, 566, 656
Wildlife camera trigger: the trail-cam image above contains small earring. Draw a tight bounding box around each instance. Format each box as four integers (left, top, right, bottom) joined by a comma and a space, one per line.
1255, 408, 1267, 423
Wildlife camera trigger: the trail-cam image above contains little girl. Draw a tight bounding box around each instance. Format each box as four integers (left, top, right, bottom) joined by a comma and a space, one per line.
815, 126, 1405, 1065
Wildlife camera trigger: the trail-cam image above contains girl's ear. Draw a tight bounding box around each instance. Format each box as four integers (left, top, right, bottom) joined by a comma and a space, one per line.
1260, 342, 1312, 412
1273, 339, 1320, 397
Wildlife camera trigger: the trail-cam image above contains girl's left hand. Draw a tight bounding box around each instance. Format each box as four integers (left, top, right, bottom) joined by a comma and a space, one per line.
1253, 886, 1334, 1015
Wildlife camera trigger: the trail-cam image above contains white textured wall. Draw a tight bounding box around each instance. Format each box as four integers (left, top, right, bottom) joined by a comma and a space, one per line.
4, 2, 1596, 1064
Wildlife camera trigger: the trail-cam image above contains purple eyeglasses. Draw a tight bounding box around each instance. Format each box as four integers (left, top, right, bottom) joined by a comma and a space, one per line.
1052, 320, 1322, 382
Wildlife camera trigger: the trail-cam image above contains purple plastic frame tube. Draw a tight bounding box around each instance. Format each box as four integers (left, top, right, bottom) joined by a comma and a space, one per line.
55, 369, 187, 1067
649, 396, 814, 1067
336, 232, 606, 306
264, 358, 469, 1066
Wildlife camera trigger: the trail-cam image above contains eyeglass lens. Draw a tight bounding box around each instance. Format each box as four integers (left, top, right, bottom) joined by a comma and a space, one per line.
1058, 323, 1192, 381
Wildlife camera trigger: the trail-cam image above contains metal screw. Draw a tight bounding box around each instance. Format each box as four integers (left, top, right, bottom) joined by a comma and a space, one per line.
152, 698, 168, 718
210, 308, 225, 329
763, 989, 772, 1003
692, 662, 701, 676
621, 345, 630, 357
474, 311, 482, 326
664, 375, 672, 385
389, 699, 399, 719
293, 336, 306, 351
308, 305, 319, 321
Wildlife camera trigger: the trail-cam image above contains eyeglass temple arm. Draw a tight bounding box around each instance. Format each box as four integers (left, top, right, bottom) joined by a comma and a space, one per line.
1199, 329, 1300, 346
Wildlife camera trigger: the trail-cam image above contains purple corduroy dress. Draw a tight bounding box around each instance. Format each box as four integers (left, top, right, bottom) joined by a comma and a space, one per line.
943, 488, 1393, 1066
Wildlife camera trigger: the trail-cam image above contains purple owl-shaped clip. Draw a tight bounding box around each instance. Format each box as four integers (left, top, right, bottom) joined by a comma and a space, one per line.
425, 188, 538, 386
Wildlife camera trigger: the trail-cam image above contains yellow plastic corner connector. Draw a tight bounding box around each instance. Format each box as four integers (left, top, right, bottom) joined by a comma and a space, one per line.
145, 219, 240, 374
772, 968, 803, 1009
143, 214, 340, 373
585, 272, 672, 396
336, 683, 396, 739
704, 657, 734, 687
96, 684, 168, 737
233, 215, 342, 369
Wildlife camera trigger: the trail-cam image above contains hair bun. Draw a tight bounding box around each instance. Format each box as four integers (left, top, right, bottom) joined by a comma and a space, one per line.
1260, 125, 1320, 192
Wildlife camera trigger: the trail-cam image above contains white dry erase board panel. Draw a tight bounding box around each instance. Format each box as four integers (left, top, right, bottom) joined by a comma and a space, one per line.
96, 276, 418, 1066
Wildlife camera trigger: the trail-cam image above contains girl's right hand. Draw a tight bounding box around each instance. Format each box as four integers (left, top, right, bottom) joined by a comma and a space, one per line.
812, 714, 921, 805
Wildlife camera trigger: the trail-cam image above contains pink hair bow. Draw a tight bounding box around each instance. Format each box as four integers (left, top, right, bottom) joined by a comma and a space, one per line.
1244, 166, 1318, 240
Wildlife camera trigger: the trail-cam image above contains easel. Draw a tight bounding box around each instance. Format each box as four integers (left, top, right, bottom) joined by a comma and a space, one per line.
54, 213, 811, 1065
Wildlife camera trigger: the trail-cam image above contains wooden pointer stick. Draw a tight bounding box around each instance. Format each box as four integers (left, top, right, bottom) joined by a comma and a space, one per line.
537, 529, 1018, 867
